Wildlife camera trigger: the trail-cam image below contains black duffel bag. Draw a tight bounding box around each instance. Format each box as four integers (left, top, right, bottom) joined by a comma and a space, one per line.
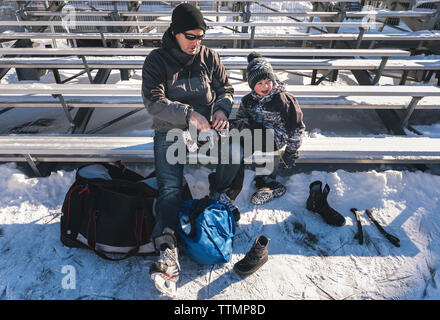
60, 162, 159, 260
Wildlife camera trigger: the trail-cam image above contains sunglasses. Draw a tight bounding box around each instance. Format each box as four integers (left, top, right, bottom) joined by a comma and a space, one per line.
183, 32, 205, 41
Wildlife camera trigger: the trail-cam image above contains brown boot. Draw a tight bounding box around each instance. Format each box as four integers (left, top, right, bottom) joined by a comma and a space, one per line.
234, 235, 269, 276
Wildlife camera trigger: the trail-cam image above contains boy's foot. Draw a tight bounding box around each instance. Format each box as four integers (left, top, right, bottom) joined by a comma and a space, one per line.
251, 177, 286, 205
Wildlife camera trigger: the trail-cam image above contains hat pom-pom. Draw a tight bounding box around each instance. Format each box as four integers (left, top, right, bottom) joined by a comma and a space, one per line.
247, 52, 263, 63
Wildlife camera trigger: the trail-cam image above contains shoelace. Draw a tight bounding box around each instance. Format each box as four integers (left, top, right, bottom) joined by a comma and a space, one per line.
161, 248, 181, 276
243, 247, 263, 262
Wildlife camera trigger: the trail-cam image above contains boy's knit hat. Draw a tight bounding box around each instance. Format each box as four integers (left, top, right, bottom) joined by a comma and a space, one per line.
246, 52, 277, 90
170, 3, 207, 34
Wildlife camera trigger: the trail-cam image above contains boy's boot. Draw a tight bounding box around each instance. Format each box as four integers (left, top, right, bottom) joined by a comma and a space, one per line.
306, 180, 345, 227
233, 235, 269, 276
251, 176, 286, 205
149, 228, 180, 297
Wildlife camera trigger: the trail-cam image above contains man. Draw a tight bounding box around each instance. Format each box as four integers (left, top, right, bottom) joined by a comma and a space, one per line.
142, 3, 242, 296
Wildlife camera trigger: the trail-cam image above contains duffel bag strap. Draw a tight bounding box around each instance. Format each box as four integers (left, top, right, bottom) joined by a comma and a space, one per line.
185, 196, 211, 239
190, 196, 211, 220
85, 207, 146, 261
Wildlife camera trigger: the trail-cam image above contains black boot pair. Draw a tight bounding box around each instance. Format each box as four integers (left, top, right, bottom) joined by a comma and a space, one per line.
306, 180, 346, 227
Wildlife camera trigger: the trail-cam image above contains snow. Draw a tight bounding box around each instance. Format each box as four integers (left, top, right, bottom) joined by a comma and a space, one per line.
0, 0, 440, 303
1, 161, 440, 300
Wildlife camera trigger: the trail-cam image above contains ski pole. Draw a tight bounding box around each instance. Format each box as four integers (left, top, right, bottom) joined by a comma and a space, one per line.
365, 209, 400, 247
350, 208, 363, 245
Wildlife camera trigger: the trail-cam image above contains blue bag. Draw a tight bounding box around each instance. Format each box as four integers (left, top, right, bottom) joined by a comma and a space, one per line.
177, 197, 235, 265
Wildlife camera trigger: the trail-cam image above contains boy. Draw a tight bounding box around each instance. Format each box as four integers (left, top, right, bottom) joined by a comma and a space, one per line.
235, 52, 306, 205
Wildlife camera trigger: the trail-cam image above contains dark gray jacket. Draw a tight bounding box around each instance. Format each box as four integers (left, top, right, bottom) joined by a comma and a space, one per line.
142, 28, 234, 132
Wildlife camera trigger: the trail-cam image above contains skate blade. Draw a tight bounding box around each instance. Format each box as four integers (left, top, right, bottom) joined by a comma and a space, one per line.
151, 272, 177, 297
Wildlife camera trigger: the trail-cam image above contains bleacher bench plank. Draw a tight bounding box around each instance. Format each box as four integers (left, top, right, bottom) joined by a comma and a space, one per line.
1, 94, 439, 110
1, 32, 439, 41
0, 20, 385, 28
1, 135, 439, 164
1, 57, 438, 71
22, 9, 437, 19
0, 47, 411, 57
1, 85, 439, 116
1, 84, 437, 97
8, 0, 360, 2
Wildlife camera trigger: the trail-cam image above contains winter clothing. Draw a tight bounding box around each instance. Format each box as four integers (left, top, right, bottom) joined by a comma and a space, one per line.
143, 6, 243, 297
306, 181, 346, 227
246, 52, 277, 90
142, 16, 242, 236
236, 80, 305, 165
170, 3, 207, 34
235, 53, 305, 205
234, 235, 269, 276
142, 28, 234, 132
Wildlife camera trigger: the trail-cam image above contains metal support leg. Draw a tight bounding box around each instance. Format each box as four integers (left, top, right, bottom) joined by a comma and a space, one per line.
60, 69, 93, 84
400, 96, 423, 129
314, 70, 334, 85
23, 154, 42, 177
249, 26, 255, 49
372, 56, 389, 85
99, 30, 108, 48
53, 94, 75, 133
423, 70, 434, 84
355, 27, 365, 49
86, 108, 143, 134
311, 69, 318, 85
79, 55, 93, 83
399, 70, 409, 85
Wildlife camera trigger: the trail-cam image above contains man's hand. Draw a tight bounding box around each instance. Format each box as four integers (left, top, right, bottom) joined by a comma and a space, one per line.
212, 110, 229, 131
189, 111, 211, 132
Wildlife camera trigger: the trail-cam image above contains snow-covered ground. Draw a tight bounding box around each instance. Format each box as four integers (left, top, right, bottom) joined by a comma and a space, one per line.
0, 1, 440, 302
1, 151, 440, 300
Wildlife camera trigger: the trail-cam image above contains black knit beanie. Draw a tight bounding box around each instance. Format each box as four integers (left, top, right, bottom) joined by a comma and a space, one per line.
246, 52, 277, 90
171, 3, 207, 34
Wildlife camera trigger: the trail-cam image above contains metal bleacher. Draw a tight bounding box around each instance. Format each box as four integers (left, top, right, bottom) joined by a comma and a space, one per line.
0, 0, 439, 176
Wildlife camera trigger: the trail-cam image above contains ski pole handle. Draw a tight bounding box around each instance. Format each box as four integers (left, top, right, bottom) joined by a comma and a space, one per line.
365, 209, 400, 247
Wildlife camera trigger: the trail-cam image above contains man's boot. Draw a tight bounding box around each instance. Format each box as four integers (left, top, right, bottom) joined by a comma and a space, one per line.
306, 180, 345, 227
149, 228, 180, 297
